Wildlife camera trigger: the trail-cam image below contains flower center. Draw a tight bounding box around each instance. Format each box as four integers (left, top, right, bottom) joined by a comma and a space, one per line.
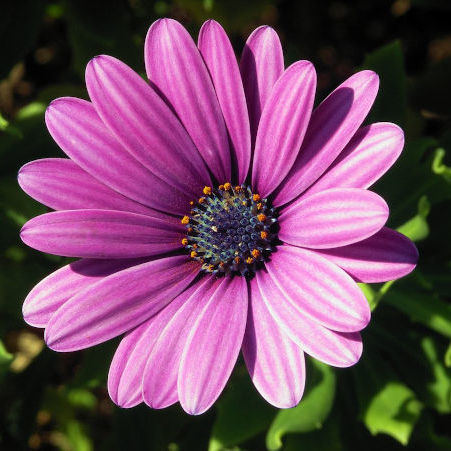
181, 183, 278, 276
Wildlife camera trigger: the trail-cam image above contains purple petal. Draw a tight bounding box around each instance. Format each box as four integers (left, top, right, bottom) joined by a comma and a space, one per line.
142, 277, 214, 409
45, 97, 190, 215
85, 55, 211, 198
198, 20, 251, 184
273, 70, 380, 206
21, 210, 184, 259
305, 123, 404, 196
145, 19, 231, 182
252, 61, 316, 198
243, 281, 305, 408
45, 255, 200, 351
279, 188, 388, 249
23, 258, 146, 328
314, 227, 418, 283
266, 245, 370, 332
255, 273, 363, 367
18, 158, 159, 216
108, 279, 207, 408
240, 26, 284, 145
178, 277, 248, 415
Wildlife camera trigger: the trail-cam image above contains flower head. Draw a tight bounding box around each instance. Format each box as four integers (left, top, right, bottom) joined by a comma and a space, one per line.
18, 18, 418, 414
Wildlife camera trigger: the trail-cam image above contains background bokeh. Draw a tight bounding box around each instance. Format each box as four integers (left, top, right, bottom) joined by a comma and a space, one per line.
1, 0, 451, 450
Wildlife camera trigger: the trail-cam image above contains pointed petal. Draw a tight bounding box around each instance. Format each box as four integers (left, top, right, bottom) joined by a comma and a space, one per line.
145, 19, 231, 182
305, 123, 404, 196
108, 279, 206, 408
279, 188, 388, 249
21, 210, 184, 259
85, 55, 211, 198
243, 281, 305, 408
142, 277, 214, 409
255, 272, 363, 367
198, 20, 251, 184
23, 258, 146, 328
18, 158, 158, 216
266, 245, 370, 332
314, 227, 418, 283
45, 97, 190, 215
240, 26, 284, 144
252, 61, 316, 198
45, 256, 200, 351
178, 277, 248, 415
273, 71, 380, 206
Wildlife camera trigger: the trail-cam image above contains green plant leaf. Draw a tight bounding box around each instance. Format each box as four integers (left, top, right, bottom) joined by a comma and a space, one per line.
265, 359, 336, 451
362, 41, 406, 126
397, 195, 430, 241
209, 368, 276, 451
384, 289, 451, 339
363, 381, 423, 445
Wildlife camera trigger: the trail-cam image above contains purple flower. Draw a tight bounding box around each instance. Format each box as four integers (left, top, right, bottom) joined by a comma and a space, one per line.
18, 19, 418, 415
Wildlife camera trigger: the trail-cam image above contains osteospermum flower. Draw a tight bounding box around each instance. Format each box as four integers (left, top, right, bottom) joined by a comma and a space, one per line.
18, 18, 418, 414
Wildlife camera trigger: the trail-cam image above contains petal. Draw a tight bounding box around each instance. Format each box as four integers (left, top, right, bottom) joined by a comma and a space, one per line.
178, 277, 248, 415
18, 158, 157, 215
266, 245, 370, 332
45, 97, 189, 215
23, 258, 146, 328
142, 277, 214, 409
21, 210, 184, 259
145, 19, 231, 182
85, 55, 211, 198
108, 278, 207, 408
255, 273, 363, 367
273, 70, 380, 206
198, 20, 251, 184
313, 227, 418, 283
279, 188, 389, 249
252, 61, 316, 198
243, 281, 305, 408
240, 26, 284, 145
45, 255, 200, 351
305, 123, 404, 196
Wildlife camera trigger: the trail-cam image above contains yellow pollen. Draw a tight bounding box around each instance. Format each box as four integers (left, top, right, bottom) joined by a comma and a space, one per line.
203, 186, 212, 195
257, 202, 263, 210
234, 256, 241, 264
192, 243, 198, 249
253, 194, 261, 202
257, 213, 267, 222
198, 197, 205, 204
187, 227, 193, 233
219, 185, 225, 190
224, 182, 232, 191
181, 216, 190, 225
190, 251, 198, 258
235, 185, 242, 192
251, 249, 261, 258
181, 238, 188, 246
260, 231, 268, 240
189, 200, 195, 206
207, 264, 215, 271
242, 201, 247, 206
246, 257, 254, 264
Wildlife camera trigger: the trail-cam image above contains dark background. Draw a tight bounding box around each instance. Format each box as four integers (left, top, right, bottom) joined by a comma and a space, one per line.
1, 0, 451, 450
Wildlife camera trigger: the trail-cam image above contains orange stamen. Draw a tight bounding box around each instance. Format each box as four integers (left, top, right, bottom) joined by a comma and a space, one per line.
253, 194, 261, 202
203, 186, 212, 195
260, 231, 268, 240
181, 238, 188, 246
251, 249, 261, 258
257, 213, 266, 222
190, 251, 198, 258
246, 257, 254, 264
224, 182, 232, 191
181, 216, 190, 225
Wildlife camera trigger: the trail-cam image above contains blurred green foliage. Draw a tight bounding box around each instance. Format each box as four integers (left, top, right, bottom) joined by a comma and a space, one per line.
1, 0, 451, 450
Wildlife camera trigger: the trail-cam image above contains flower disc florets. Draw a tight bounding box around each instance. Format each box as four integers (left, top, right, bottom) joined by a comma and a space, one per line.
181, 183, 278, 276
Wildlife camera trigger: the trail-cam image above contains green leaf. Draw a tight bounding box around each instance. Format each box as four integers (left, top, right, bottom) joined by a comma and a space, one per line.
209, 368, 276, 451
396, 195, 430, 241
384, 289, 451, 339
265, 359, 336, 451
432, 148, 451, 183
445, 342, 451, 368
363, 381, 423, 445
0, 339, 13, 373
362, 41, 406, 126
